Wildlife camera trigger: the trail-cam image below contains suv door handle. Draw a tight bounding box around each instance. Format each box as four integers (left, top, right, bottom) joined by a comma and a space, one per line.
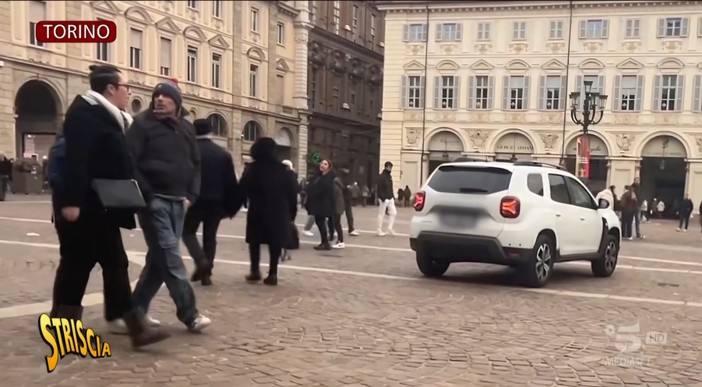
556, 213, 562, 217
580, 217, 586, 221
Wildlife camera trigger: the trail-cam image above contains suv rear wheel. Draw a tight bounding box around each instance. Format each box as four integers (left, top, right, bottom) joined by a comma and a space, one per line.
591, 234, 618, 277
416, 252, 450, 278
521, 234, 555, 288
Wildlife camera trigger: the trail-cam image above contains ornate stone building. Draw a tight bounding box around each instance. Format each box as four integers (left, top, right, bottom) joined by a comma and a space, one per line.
305, 1, 385, 186
377, 0, 702, 206
0, 0, 307, 176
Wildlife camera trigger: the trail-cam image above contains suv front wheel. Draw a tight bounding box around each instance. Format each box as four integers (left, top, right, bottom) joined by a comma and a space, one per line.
416, 252, 450, 278
591, 234, 618, 277
521, 234, 555, 288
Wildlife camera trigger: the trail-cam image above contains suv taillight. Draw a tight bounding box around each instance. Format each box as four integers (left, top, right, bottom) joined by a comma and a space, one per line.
500, 196, 520, 218
413, 191, 426, 211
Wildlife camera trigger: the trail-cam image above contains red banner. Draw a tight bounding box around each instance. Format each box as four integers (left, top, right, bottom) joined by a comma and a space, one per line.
576, 134, 591, 179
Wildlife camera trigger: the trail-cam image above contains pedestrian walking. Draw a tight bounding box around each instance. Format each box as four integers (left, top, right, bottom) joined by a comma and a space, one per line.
183, 119, 241, 286
126, 80, 210, 332
281, 159, 299, 261
339, 168, 359, 236
306, 159, 336, 250
677, 193, 694, 232
403, 185, 412, 207
239, 138, 298, 285
630, 181, 644, 239
361, 185, 369, 207
331, 173, 346, 249
48, 64, 169, 347
376, 161, 397, 236
620, 185, 637, 240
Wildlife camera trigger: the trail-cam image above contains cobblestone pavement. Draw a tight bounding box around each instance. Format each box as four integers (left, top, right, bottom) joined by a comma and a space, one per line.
1, 195, 702, 386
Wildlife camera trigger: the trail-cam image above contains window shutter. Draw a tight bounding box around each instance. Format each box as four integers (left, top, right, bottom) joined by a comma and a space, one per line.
523, 76, 531, 109
435, 23, 443, 41
401, 75, 407, 108
597, 75, 605, 95
29, 1, 46, 21
575, 75, 583, 93
402, 25, 409, 41
487, 76, 495, 109
160, 38, 171, 67
560, 75, 567, 110
455, 23, 463, 41
453, 76, 460, 109
502, 76, 510, 109
601, 20, 609, 38
693, 75, 702, 112
433, 76, 441, 109
466, 76, 474, 109
578, 20, 586, 39
635, 75, 644, 111
130, 29, 142, 49
612, 75, 622, 112
420, 76, 426, 108
652, 75, 661, 111
656, 18, 665, 38
680, 17, 689, 37
538, 76, 546, 110
675, 75, 684, 111
423, 24, 428, 41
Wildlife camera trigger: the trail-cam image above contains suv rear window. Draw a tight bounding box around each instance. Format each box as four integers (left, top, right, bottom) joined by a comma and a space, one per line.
427, 165, 512, 194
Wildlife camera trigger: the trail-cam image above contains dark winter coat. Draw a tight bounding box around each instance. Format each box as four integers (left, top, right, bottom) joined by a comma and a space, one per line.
680, 198, 694, 216
193, 136, 241, 218
125, 108, 201, 203
377, 170, 394, 201
333, 177, 346, 215
620, 190, 638, 212
55, 95, 137, 229
239, 138, 298, 246
306, 172, 335, 217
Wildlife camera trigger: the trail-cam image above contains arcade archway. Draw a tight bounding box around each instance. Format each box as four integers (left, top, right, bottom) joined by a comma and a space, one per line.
494, 132, 534, 161
14, 80, 62, 160
275, 127, 294, 162
639, 135, 687, 218
427, 130, 464, 175
565, 134, 609, 193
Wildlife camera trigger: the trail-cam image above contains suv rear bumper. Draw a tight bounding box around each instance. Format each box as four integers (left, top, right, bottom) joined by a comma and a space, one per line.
409, 232, 532, 265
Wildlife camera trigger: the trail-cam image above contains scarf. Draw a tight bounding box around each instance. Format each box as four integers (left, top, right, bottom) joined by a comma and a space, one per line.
81, 90, 133, 131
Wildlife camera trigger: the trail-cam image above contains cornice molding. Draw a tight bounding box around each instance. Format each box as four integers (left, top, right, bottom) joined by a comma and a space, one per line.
377, 1, 697, 14
277, 1, 300, 18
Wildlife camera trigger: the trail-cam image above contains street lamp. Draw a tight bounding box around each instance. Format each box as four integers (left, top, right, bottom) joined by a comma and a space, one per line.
569, 80, 608, 133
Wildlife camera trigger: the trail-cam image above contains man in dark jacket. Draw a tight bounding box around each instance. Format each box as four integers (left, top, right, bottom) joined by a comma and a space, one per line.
49, 64, 169, 348
339, 167, 359, 236
376, 161, 397, 236
677, 193, 694, 232
184, 119, 240, 286
126, 81, 210, 332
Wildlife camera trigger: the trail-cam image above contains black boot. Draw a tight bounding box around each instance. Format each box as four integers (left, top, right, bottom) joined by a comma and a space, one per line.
123, 309, 171, 348
263, 275, 278, 286
314, 242, 331, 251
245, 272, 262, 282
49, 304, 84, 320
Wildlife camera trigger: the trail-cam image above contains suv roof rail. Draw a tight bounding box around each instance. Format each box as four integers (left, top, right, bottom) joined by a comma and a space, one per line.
452, 157, 485, 162
512, 160, 567, 171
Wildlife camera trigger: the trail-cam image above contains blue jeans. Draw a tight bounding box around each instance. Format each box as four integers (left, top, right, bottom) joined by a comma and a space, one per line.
132, 197, 198, 325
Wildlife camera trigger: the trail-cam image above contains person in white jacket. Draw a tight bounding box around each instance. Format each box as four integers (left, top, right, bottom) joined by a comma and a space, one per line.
596, 186, 615, 209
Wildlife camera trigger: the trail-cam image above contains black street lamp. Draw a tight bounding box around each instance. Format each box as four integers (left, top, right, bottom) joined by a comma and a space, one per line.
569, 80, 608, 133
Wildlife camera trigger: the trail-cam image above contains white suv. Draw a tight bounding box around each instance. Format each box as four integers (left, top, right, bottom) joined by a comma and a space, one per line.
409, 161, 621, 288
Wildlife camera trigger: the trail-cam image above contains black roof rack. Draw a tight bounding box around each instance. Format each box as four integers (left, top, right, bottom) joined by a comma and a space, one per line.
452, 157, 485, 162
512, 160, 567, 171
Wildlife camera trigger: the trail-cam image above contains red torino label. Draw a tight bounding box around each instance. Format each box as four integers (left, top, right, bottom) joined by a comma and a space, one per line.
36, 21, 117, 43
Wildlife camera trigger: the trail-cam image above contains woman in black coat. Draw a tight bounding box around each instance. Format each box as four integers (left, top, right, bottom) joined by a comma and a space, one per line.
238, 137, 298, 285
305, 159, 336, 250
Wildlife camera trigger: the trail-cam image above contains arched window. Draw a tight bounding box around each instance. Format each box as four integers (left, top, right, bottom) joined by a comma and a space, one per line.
207, 113, 228, 137
243, 120, 261, 141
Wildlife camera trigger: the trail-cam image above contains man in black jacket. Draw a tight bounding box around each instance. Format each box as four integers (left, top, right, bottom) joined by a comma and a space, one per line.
126, 81, 210, 332
185, 119, 240, 286
677, 193, 694, 232
49, 64, 169, 348
376, 161, 397, 236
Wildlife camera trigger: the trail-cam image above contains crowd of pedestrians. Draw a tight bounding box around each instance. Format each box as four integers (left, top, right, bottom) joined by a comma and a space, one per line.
45, 64, 406, 350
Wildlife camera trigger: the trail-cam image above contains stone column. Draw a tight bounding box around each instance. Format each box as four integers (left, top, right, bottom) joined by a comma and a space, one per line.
293, 0, 312, 179
685, 159, 702, 200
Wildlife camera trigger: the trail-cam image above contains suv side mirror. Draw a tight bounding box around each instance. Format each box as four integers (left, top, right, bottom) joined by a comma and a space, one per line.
598, 198, 610, 209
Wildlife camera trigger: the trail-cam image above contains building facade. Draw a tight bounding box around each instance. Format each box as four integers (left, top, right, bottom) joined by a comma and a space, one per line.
305, 0, 384, 187
377, 0, 702, 207
0, 0, 307, 176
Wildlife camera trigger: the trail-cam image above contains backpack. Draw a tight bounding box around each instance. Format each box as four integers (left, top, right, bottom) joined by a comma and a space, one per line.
47, 133, 66, 195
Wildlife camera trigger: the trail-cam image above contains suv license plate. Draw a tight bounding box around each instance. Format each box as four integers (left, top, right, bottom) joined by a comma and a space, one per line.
440, 213, 476, 228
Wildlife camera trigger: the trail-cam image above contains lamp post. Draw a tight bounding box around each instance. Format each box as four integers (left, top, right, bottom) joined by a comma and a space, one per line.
569, 80, 608, 179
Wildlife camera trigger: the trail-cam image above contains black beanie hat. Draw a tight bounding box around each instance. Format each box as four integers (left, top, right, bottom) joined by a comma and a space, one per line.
152, 80, 182, 108
193, 119, 212, 136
